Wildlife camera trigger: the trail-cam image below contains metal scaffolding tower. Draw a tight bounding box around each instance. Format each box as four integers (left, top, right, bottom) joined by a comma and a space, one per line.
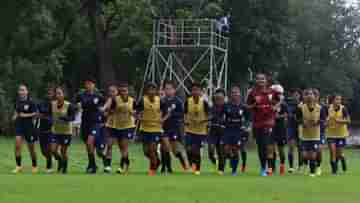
141, 19, 229, 100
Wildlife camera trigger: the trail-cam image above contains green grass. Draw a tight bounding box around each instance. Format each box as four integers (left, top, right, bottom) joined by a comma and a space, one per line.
0, 137, 359, 203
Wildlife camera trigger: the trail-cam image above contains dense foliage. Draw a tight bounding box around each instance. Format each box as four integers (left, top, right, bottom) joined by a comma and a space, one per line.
1, 0, 360, 132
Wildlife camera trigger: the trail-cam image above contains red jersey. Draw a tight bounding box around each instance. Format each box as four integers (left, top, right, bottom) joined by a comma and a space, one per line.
247, 87, 280, 129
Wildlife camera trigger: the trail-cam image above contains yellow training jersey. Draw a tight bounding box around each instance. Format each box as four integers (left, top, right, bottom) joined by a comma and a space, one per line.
106, 96, 135, 130
185, 97, 208, 135
52, 100, 72, 135
299, 103, 321, 141
140, 96, 162, 133
326, 104, 350, 139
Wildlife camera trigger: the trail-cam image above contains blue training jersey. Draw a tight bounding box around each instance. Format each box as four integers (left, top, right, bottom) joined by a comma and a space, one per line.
76, 92, 105, 124
161, 96, 184, 132
224, 102, 250, 130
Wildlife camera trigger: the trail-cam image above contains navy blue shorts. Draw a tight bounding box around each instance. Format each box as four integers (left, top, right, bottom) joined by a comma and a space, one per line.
301, 140, 321, 152
141, 132, 161, 143
39, 132, 51, 150
253, 128, 275, 145
52, 134, 72, 146
223, 128, 242, 145
163, 129, 182, 142
208, 127, 224, 145
287, 127, 298, 141
81, 122, 100, 142
185, 133, 206, 146
327, 138, 347, 148
108, 128, 134, 140
15, 125, 37, 144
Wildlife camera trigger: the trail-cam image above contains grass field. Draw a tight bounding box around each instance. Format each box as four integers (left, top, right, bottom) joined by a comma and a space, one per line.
0, 137, 360, 203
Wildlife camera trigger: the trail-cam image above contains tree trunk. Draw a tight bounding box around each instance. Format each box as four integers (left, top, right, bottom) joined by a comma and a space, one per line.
88, 0, 116, 88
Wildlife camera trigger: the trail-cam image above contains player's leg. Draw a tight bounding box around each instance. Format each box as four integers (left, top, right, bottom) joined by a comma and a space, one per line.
337, 140, 347, 173
49, 137, 62, 172
287, 138, 296, 173
328, 140, 338, 175
230, 145, 240, 176
160, 136, 172, 174
148, 141, 160, 176
170, 140, 189, 171
254, 129, 268, 176
240, 134, 248, 173
277, 143, 286, 176
191, 136, 203, 175
60, 136, 71, 174
185, 134, 193, 168
119, 137, 130, 174
13, 135, 23, 173
216, 142, 225, 174
39, 133, 52, 172
208, 143, 217, 170
86, 134, 97, 173
309, 150, 317, 177
104, 128, 114, 173
25, 130, 38, 174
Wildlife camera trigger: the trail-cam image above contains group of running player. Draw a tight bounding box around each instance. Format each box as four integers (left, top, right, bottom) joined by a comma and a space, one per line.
12, 73, 351, 177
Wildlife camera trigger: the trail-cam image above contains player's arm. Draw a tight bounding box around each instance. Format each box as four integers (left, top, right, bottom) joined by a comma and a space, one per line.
101, 97, 115, 112
134, 99, 144, 120
160, 99, 169, 123
59, 104, 77, 122
202, 100, 210, 123
18, 102, 37, 118
243, 106, 252, 130
336, 107, 351, 124
295, 106, 305, 127
246, 91, 256, 109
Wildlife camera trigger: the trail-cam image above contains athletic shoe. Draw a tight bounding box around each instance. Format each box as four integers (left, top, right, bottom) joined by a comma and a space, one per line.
191, 164, 197, 173
231, 172, 238, 176
309, 173, 316, 177
45, 169, 54, 174
217, 171, 224, 176
104, 166, 112, 173
116, 167, 124, 174
267, 168, 273, 176
241, 165, 246, 173
148, 170, 156, 176
316, 167, 322, 176
194, 171, 201, 176
288, 168, 295, 173
260, 169, 268, 177
86, 166, 97, 174
280, 164, 286, 176
12, 166, 23, 174
32, 167, 39, 174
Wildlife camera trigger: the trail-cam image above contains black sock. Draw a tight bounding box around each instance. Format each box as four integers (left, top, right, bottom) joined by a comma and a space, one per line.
288, 153, 294, 168
16, 156, 22, 167
303, 159, 309, 167
46, 157, 52, 169
166, 152, 172, 172
298, 151, 303, 168
62, 159, 68, 174
241, 151, 247, 167
209, 151, 217, 165
317, 154, 322, 167
309, 160, 316, 174
104, 158, 111, 167
268, 158, 274, 170
32, 159, 37, 167
160, 150, 167, 172
120, 157, 125, 169
340, 157, 347, 172
279, 151, 285, 165
230, 157, 239, 173
88, 153, 95, 168
331, 160, 338, 174
175, 152, 186, 168
186, 150, 193, 166
124, 157, 130, 167
218, 156, 225, 172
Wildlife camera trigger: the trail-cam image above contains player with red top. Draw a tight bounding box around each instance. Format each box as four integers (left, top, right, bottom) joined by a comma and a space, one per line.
247, 73, 281, 176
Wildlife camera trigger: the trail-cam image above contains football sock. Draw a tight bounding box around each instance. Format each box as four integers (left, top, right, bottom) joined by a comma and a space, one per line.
16, 156, 22, 167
